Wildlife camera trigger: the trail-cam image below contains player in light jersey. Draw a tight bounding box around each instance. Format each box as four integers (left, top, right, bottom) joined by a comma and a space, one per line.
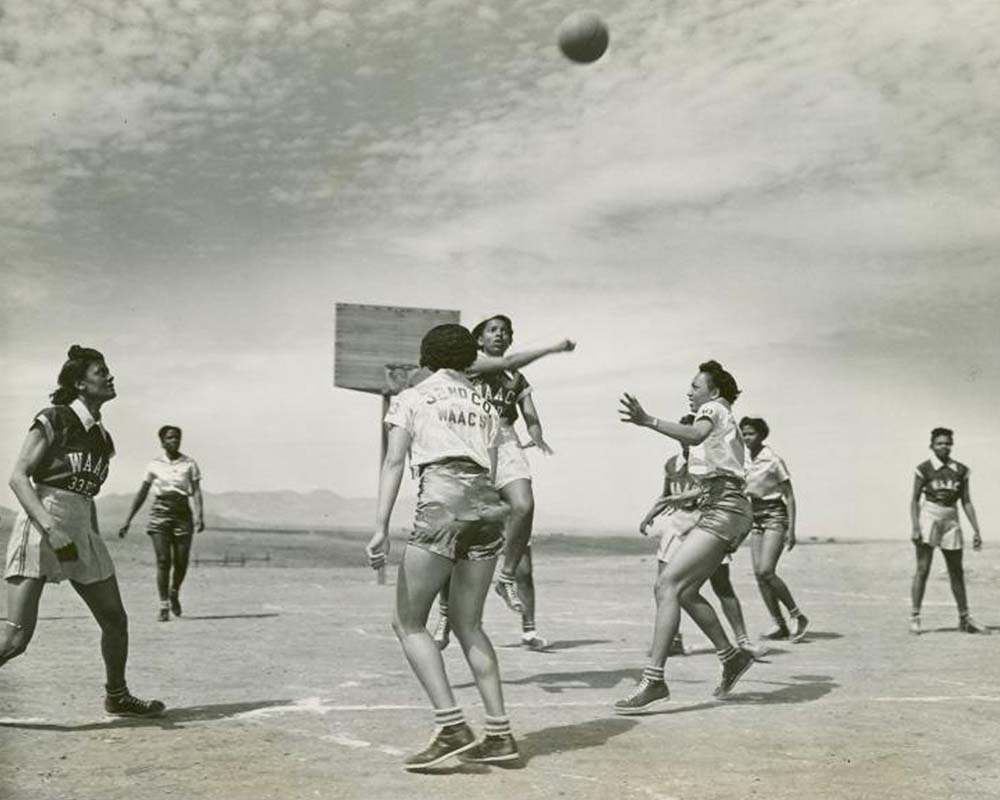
432, 315, 575, 652
909, 427, 985, 635
615, 360, 755, 714
641, 414, 758, 657
740, 417, 809, 643
2, 346, 165, 718
365, 324, 517, 770
118, 426, 205, 621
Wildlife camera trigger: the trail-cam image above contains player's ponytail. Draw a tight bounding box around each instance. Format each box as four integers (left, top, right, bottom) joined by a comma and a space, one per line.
50, 345, 105, 405
698, 360, 741, 404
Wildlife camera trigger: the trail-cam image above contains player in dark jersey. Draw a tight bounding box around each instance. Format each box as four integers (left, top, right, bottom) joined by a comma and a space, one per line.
2, 346, 165, 717
641, 415, 759, 657
432, 315, 575, 652
909, 427, 985, 635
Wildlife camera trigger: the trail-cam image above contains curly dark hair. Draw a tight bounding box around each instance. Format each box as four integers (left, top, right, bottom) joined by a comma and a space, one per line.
930, 427, 953, 442
739, 416, 770, 441
159, 425, 182, 441
698, 359, 741, 404
420, 324, 479, 371
50, 345, 106, 405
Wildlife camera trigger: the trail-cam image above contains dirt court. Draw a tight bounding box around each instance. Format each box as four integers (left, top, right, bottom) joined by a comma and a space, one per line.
2, 529, 998, 800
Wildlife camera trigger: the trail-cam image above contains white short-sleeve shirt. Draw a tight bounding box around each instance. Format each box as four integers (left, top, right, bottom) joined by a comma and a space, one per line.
745, 445, 791, 499
688, 400, 746, 479
145, 454, 202, 497
384, 370, 500, 470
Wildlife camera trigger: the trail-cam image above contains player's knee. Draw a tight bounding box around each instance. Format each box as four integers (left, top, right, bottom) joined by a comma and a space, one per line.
156, 555, 171, 571
450, 619, 482, 644
101, 607, 128, 636
755, 567, 776, 583
654, 574, 679, 603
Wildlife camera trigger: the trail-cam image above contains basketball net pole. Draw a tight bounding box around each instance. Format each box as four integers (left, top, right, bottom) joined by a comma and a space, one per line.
376, 393, 389, 585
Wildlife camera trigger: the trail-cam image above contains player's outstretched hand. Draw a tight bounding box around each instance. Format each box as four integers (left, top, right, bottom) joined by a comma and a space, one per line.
558, 339, 576, 353
366, 531, 390, 571
619, 393, 652, 427
973, 533, 983, 551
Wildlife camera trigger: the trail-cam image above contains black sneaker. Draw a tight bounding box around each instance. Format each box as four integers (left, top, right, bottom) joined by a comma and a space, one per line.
714, 649, 755, 698
761, 624, 790, 641
169, 592, 182, 618
403, 723, 477, 771
791, 614, 809, 642
460, 734, 520, 764
613, 679, 670, 715
105, 691, 166, 718
493, 579, 525, 614
959, 616, 988, 634
158, 607, 170, 622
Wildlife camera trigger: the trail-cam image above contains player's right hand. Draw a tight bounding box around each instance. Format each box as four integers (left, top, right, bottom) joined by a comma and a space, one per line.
54, 542, 79, 563
639, 518, 652, 536
366, 531, 390, 570
118, 523, 130, 539
911, 526, 921, 543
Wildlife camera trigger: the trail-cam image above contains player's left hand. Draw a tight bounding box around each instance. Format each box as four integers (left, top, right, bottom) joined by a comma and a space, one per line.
786, 532, 796, 552
196, 520, 206, 533
366, 531, 390, 570
619, 393, 651, 427
973, 533, 983, 551
527, 437, 554, 455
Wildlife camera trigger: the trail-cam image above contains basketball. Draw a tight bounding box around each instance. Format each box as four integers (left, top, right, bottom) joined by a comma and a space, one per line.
557, 11, 609, 64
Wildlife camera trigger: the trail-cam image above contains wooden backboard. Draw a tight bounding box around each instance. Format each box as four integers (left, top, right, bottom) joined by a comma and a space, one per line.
334, 303, 460, 394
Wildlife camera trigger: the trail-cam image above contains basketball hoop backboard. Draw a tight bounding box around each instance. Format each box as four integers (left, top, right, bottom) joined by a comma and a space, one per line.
334, 303, 460, 394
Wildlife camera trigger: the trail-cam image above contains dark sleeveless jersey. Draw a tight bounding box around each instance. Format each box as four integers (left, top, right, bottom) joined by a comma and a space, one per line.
471, 370, 531, 425
663, 454, 701, 511
915, 458, 968, 507
29, 405, 115, 498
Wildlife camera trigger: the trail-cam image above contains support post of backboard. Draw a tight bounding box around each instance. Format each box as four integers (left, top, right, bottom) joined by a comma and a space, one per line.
333, 303, 460, 587
376, 393, 390, 585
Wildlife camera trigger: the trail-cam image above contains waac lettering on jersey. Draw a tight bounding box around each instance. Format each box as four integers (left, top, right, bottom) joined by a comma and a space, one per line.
64, 451, 110, 496
437, 405, 489, 429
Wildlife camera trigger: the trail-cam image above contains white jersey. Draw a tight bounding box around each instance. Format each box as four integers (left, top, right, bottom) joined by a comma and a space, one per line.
144, 454, 201, 497
688, 399, 746, 479
745, 445, 791, 500
384, 369, 500, 471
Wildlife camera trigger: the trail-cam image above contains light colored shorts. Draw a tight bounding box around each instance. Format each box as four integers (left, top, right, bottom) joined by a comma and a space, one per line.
147, 494, 194, 538
918, 502, 963, 550
4, 486, 116, 585
494, 424, 532, 489
409, 459, 510, 562
656, 508, 732, 565
696, 475, 753, 554
750, 498, 789, 538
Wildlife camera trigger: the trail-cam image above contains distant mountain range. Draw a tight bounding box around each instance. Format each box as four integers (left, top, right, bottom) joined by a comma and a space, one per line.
0, 490, 592, 533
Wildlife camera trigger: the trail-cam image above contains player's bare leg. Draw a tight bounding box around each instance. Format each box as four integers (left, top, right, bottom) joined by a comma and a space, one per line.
752, 531, 788, 639
709, 565, 761, 656
0, 577, 44, 667
755, 528, 808, 640
494, 478, 533, 613
515, 548, 546, 650
941, 548, 985, 633
910, 542, 933, 634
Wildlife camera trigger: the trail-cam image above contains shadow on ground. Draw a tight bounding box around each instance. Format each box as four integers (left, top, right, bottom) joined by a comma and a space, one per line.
497, 638, 612, 652
627, 674, 839, 717
0, 699, 293, 732
179, 613, 281, 621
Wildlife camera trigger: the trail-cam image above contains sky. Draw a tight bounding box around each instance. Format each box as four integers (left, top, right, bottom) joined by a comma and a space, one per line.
2, 0, 998, 536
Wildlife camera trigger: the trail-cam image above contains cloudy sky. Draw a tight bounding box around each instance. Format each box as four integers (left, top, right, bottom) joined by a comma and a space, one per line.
2, 0, 998, 536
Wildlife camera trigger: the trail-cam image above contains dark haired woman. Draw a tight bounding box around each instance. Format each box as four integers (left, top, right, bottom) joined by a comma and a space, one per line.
119, 426, 205, 621
2, 346, 165, 717
365, 324, 517, 770
740, 417, 809, 643
615, 360, 755, 713
910, 427, 985, 635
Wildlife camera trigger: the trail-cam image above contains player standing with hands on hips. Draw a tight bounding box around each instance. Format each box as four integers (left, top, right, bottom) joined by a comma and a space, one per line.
909, 427, 986, 635
1, 346, 165, 717
365, 324, 518, 770
118, 425, 205, 621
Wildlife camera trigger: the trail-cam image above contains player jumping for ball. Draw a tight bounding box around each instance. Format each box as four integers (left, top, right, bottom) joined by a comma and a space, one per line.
614, 361, 755, 714
118, 426, 205, 621
2, 346, 165, 718
641, 414, 760, 657
910, 427, 986, 635
739, 417, 809, 643
365, 324, 519, 770
433, 315, 575, 652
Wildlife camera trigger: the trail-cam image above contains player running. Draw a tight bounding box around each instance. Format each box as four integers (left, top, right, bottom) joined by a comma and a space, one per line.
739, 417, 809, 642
365, 324, 517, 770
640, 414, 759, 657
615, 360, 755, 714
433, 316, 575, 652
909, 427, 986, 635
118, 426, 205, 621
2, 345, 166, 717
